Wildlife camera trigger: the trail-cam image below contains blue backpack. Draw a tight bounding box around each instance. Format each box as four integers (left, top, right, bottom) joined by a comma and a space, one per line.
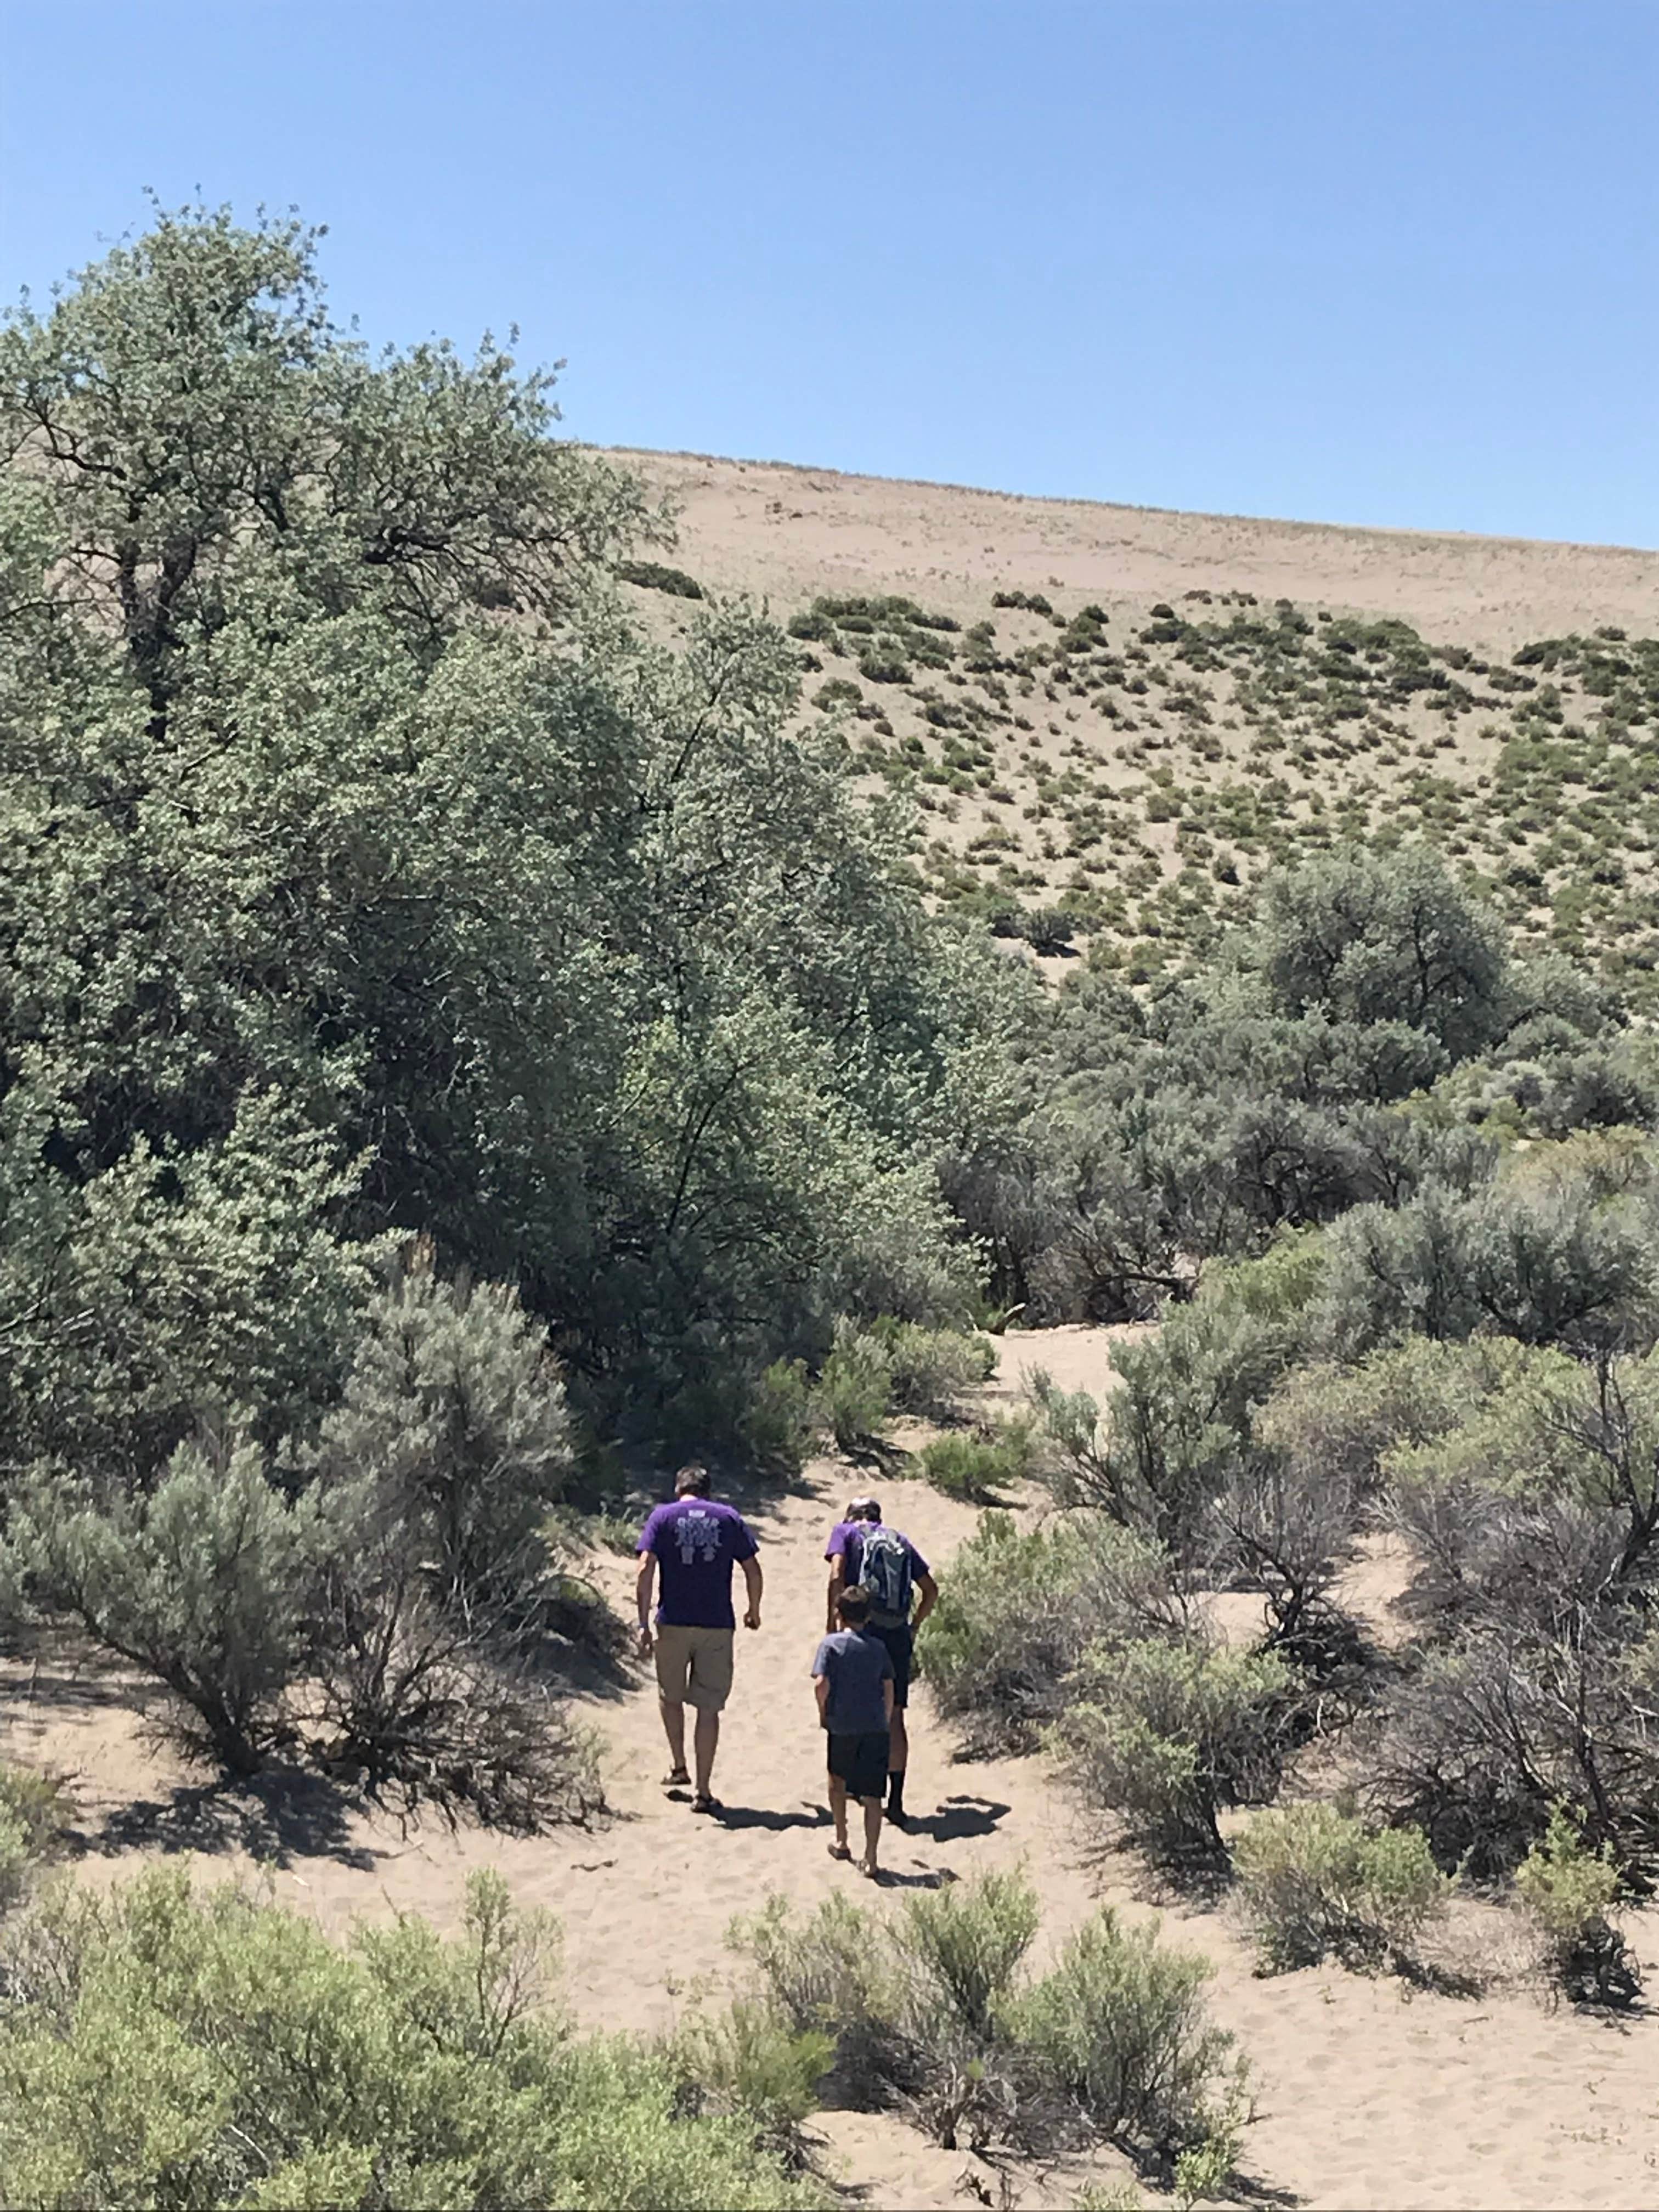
858, 1524, 913, 1624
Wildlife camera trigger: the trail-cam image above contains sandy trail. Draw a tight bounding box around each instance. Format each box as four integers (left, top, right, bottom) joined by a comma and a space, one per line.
7, 1327, 1659, 2208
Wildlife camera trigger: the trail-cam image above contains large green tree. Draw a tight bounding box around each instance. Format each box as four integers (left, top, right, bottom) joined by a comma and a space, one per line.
0, 206, 991, 1474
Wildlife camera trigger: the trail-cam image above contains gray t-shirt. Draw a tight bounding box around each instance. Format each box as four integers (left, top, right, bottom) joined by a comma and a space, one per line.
812, 1627, 895, 1735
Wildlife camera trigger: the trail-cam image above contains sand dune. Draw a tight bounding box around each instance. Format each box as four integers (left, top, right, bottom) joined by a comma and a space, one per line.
608, 449, 1657, 652
9, 1326, 1659, 2209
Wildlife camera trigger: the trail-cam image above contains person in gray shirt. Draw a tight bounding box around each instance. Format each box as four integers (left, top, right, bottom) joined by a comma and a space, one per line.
811, 1584, 895, 1877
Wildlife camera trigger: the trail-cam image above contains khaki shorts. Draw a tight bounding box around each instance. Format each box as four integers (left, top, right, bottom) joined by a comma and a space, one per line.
653, 1623, 736, 1712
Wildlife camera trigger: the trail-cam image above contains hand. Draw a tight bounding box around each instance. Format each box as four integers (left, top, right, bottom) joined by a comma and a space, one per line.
636, 1624, 653, 1657
743, 1606, 761, 1631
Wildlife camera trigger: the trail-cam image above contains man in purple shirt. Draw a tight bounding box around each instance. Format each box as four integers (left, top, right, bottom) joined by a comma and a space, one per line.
636, 1463, 762, 1813
824, 1496, 937, 1825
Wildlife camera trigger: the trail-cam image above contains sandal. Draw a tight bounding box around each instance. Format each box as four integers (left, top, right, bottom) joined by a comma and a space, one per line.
662, 1767, 691, 1788
692, 1794, 722, 1815
827, 1842, 852, 1862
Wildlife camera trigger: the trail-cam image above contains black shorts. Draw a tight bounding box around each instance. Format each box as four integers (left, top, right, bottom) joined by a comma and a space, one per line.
827, 1729, 890, 1801
869, 1621, 913, 1708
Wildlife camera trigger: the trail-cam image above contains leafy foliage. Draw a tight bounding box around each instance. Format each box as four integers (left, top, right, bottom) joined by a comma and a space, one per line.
1232, 1803, 1449, 1973
921, 1509, 1182, 1751
1054, 1639, 1297, 1863
0, 203, 997, 1488
1515, 1802, 1641, 2005
0, 1866, 825, 2210
733, 1872, 1238, 2161
7, 1434, 321, 1773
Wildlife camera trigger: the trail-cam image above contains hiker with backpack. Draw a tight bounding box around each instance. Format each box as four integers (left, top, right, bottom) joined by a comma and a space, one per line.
811, 1582, 895, 1877
823, 1497, 936, 1827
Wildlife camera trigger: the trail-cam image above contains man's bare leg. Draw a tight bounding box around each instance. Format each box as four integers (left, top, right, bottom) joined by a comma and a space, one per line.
693, 1708, 720, 1799
859, 1793, 884, 1876
659, 1696, 687, 1778
827, 1774, 851, 1857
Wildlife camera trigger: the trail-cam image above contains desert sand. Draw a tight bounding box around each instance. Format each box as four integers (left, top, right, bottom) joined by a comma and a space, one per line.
7, 1324, 1659, 2210
610, 449, 1656, 654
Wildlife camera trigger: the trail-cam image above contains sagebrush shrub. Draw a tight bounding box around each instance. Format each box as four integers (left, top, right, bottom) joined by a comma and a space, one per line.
8, 1435, 320, 1774
922, 1510, 1181, 1751
1232, 1802, 1449, 1973
667, 1998, 834, 2169
1515, 1802, 1640, 2005
0, 1866, 823, 2210
312, 1243, 575, 1606
733, 1874, 1238, 2163
875, 1319, 997, 1419
729, 1891, 907, 2107
1055, 1637, 1296, 1862
815, 1321, 894, 1452
1006, 1908, 1239, 2148
915, 1418, 1037, 1502
901, 1867, 1040, 2036
742, 1359, 817, 1476
0, 1761, 71, 1865
0, 1811, 30, 1917
0, 1760, 71, 1917
616, 558, 704, 598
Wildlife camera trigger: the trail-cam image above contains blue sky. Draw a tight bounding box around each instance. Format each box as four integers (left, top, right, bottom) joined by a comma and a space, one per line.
3, 0, 1654, 545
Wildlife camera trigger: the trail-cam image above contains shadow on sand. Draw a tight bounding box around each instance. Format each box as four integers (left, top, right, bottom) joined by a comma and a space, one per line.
76, 1766, 381, 1872
709, 1801, 834, 1834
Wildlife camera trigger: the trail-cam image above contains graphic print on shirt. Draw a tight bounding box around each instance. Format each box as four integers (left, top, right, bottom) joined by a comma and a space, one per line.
674, 1506, 723, 1567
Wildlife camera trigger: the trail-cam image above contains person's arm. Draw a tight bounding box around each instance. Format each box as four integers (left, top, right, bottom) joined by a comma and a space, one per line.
815, 1673, 831, 1726
826, 1553, 847, 1634
741, 1552, 763, 1630
883, 1675, 895, 1726
635, 1551, 657, 1654
912, 1567, 939, 1630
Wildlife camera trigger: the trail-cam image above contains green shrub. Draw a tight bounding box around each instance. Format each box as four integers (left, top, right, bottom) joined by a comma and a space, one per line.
617, 558, 704, 599
729, 1891, 906, 2107
815, 1323, 893, 1452
1054, 1638, 1295, 1863
0, 1762, 71, 1916
734, 1874, 1237, 2161
311, 1243, 576, 1603
666, 1998, 834, 2169
857, 650, 911, 685
0, 1812, 30, 1918
1515, 1802, 1640, 2005
8, 1435, 321, 1774
1022, 906, 1079, 956
0, 1762, 72, 1865
922, 1510, 1181, 1751
872, 1318, 996, 1420
1232, 1803, 1450, 1973
741, 1359, 817, 1476
914, 1418, 1037, 1503
1007, 1908, 1239, 2149
901, 1867, 1040, 2036
0, 1867, 822, 2211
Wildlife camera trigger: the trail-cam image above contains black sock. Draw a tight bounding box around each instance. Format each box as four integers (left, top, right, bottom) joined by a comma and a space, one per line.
887, 1772, 905, 1814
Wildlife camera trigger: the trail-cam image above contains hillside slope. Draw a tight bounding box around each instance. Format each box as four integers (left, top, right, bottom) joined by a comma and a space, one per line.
612, 450, 1659, 995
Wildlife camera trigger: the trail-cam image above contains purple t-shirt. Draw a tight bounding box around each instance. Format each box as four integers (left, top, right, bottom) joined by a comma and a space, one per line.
637, 1498, 759, 1629
825, 1520, 929, 1605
